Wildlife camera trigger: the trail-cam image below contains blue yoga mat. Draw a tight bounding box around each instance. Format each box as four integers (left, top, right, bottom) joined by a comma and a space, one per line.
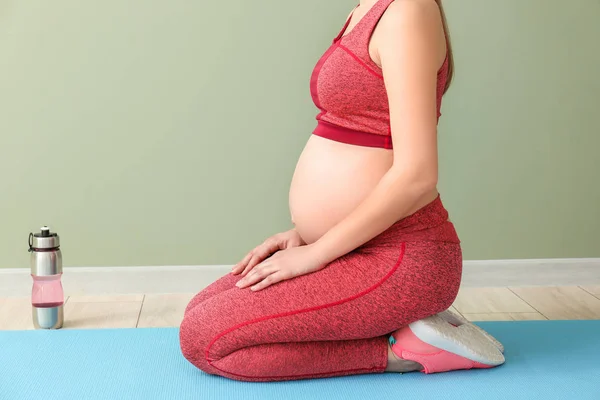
1, 321, 598, 400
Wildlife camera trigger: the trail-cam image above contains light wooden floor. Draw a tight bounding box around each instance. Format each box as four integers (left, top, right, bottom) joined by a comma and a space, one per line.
1, 286, 600, 330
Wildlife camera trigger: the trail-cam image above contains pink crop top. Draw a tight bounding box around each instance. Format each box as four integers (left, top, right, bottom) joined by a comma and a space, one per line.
309, 0, 449, 149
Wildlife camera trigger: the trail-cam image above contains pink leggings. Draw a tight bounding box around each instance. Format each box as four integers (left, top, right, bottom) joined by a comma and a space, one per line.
179, 196, 462, 382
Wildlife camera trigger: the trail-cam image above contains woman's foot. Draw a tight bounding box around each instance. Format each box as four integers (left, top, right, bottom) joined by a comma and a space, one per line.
438, 308, 505, 353
388, 315, 505, 374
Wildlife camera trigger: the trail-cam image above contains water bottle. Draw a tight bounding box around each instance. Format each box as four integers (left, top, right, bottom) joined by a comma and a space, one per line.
29, 226, 64, 329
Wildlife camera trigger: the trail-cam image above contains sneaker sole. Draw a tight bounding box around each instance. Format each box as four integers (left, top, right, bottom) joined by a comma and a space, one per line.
438, 309, 505, 353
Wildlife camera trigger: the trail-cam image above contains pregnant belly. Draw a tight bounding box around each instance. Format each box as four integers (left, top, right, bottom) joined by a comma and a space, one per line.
289, 135, 394, 244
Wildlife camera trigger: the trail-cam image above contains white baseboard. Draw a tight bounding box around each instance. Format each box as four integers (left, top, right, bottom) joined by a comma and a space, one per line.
1, 258, 599, 297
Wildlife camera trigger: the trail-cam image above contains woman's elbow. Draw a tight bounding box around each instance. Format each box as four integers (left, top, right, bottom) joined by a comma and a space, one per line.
417, 172, 438, 193
391, 166, 438, 196
409, 177, 437, 199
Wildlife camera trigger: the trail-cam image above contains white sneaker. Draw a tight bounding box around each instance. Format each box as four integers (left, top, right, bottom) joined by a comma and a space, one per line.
438, 309, 504, 353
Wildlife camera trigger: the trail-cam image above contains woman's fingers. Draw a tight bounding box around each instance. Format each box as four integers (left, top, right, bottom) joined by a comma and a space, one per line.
241, 240, 281, 276
232, 251, 254, 275
250, 272, 284, 292
241, 253, 263, 276
236, 262, 277, 288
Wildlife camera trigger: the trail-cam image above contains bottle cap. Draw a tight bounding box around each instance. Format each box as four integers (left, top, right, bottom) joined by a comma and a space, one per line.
29, 226, 60, 250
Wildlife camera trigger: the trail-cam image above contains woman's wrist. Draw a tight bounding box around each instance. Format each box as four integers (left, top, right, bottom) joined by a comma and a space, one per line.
308, 238, 340, 267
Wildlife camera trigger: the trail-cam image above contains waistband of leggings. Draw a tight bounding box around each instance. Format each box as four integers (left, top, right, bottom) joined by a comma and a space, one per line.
365, 195, 460, 246
395, 194, 449, 230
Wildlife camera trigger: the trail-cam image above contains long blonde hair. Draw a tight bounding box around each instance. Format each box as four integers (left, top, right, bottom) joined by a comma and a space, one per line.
435, 0, 453, 93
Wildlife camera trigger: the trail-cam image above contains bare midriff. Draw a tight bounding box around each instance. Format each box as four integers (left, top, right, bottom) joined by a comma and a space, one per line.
288, 135, 394, 244
289, 135, 441, 244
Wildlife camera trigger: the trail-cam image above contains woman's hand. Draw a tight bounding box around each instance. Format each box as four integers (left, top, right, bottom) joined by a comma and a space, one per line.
232, 229, 305, 276
235, 245, 326, 291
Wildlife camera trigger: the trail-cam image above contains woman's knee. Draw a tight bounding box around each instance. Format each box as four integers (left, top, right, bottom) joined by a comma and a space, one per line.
180, 294, 248, 376
179, 305, 220, 374
183, 292, 206, 316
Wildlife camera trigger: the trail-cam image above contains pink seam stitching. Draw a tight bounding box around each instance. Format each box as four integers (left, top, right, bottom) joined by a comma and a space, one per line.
311, 42, 341, 113
338, 44, 383, 79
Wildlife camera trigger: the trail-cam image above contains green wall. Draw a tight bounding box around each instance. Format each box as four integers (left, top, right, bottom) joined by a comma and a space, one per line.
1, 0, 598, 268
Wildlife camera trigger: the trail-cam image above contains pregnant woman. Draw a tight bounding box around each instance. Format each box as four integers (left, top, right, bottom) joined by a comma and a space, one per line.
180, 0, 505, 381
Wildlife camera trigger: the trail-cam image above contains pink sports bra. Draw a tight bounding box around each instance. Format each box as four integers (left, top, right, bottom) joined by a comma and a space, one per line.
309, 0, 449, 149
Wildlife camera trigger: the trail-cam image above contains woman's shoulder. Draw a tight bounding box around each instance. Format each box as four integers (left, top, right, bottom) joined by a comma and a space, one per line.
379, 0, 443, 32
375, 0, 446, 64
